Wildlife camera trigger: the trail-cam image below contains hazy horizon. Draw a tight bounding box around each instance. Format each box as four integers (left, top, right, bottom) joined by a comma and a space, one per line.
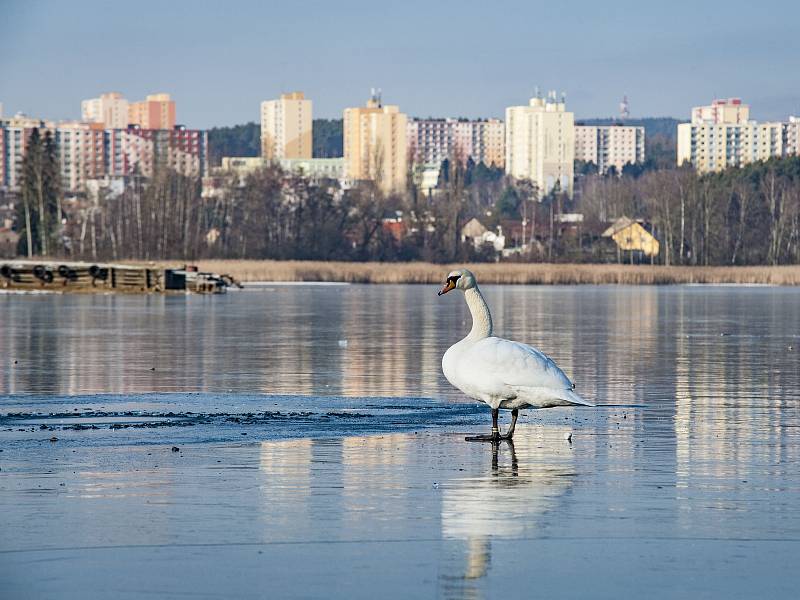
2, 0, 798, 129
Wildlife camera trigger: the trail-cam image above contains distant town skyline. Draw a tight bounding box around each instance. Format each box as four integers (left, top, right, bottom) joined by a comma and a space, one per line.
2, 0, 799, 128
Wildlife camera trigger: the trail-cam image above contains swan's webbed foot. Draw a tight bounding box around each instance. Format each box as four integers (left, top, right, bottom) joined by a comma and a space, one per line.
465, 408, 518, 442
465, 431, 500, 442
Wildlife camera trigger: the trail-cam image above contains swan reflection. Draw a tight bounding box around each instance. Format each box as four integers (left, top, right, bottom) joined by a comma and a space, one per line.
440, 426, 576, 599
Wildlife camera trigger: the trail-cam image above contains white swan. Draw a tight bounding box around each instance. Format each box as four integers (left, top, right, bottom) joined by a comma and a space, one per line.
438, 269, 592, 441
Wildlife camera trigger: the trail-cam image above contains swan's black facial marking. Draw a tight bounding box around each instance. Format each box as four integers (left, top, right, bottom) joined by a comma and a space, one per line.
438, 273, 461, 296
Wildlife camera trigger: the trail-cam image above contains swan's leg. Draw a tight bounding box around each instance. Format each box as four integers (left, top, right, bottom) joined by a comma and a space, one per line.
500, 409, 519, 440
465, 408, 500, 442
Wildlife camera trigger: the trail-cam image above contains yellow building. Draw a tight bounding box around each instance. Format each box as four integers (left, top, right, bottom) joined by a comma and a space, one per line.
602, 217, 660, 258
505, 91, 574, 198
343, 91, 407, 194
260, 92, 312, 160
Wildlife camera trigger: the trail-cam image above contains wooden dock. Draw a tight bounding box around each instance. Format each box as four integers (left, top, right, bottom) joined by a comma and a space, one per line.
0, 261, 238, 294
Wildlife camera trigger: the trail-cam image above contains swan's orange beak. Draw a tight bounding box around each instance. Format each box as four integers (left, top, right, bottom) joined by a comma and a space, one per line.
438, 280, 455, 296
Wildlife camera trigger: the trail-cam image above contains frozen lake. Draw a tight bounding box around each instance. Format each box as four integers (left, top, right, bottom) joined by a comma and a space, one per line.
1, 284, 799, 598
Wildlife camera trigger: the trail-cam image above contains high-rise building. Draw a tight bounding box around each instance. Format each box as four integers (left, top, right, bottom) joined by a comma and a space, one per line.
100, 126, 208, 180
54, 121, 107, 192
505, 91, 575, 198
0, 115, 54, 192
784, 117, 800, 157
677, 99, 787, 173
0, 126, 5, 190
343, 92, 408, 194
407, 118, 505, 168
691, 98, 750, 125
574, 125, 645, 174
81, 92, 129, 129
0, 119, 207, 193
128, 93, 176, 130
481, 119, 506, 169
260, 92, 312, 160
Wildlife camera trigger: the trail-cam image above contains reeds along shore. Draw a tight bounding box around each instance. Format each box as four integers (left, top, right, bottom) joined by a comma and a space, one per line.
186, 261, 800, 286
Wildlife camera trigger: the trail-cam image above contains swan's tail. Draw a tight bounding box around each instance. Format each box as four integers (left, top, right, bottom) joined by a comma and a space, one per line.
513, 386, 596, 408
558, 388, 595, 407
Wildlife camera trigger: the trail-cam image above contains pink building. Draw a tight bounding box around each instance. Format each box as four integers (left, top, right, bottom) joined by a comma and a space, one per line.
1, 120, 207, 193
128, 93, 176, 130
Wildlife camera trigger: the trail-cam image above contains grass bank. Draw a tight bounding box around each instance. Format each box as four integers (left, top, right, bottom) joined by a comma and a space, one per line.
188, 261, 800, 286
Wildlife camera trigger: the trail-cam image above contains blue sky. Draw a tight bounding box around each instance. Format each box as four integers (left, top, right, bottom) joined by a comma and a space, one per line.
1, 0, 798, 128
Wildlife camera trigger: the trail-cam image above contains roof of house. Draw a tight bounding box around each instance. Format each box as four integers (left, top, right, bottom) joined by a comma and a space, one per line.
461, 217, 488, 238
601, 216, 637, 237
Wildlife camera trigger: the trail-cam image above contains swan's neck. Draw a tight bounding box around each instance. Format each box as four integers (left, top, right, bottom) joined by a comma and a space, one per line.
464, 286, 492, 340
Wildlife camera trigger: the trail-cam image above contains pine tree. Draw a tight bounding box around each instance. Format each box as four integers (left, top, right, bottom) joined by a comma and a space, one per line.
18, 128, 42, 256
42, 131, 63, 254
17, 128, 61, 256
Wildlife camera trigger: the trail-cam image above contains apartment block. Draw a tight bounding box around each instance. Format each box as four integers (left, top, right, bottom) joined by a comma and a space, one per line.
677, 98, 788, 173
0, 115, 54, 192
0, 118, 207, 193
691, 98, 749, 125
105, 126, 208, 179
260, 92, 312, 160
505, 91, 574, 198
54, 121, 107, 192
343, 92, 408, 194
574, 125, 645, 174
81, 92, 129, 129
785, 117, 800, 156
128, 93, 176, 130
407, 118, 505, 168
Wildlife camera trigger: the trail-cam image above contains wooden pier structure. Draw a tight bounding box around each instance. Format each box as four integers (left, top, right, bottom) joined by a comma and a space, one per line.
0, 261, 239, 294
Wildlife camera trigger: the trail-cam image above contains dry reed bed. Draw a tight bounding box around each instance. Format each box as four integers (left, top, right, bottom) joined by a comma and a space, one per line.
183, 261, 800, 286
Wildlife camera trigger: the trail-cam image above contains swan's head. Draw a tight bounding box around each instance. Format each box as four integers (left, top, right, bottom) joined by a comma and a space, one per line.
438, 269, 477, 296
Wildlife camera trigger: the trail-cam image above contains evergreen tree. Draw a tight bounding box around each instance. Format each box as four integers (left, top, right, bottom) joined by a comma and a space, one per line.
17, 128, 61, 256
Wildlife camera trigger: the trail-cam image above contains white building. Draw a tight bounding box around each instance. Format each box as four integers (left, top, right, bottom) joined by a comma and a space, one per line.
575, 125, 645, 174
260, 92, 313, 160
785, 116, 800, 156
505, 91, 574, 198
407, 118, 505, 168
220, 156, 346, 182
81, 92, 129, 129
691, 98, 749, 125
460, 217, 505, 252
677, 98, 788, 173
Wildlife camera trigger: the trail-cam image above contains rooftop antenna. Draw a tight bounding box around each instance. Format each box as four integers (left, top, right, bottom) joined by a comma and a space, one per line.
619, 95, 630, 121
370, 87, 382, 107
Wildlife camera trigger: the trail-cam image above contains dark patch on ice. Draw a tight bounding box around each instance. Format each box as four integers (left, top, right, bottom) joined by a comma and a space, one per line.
0, 409, 380, 431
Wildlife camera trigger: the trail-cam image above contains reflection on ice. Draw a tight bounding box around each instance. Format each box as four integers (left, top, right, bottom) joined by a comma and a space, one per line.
440, 426, 575, 598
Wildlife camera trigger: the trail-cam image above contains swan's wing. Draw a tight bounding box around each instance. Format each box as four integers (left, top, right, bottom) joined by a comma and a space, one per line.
460, 337, 591, 406
471, 337, 573, 389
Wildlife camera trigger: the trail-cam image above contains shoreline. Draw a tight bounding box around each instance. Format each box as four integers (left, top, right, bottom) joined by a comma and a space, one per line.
185, 260, 800, 286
